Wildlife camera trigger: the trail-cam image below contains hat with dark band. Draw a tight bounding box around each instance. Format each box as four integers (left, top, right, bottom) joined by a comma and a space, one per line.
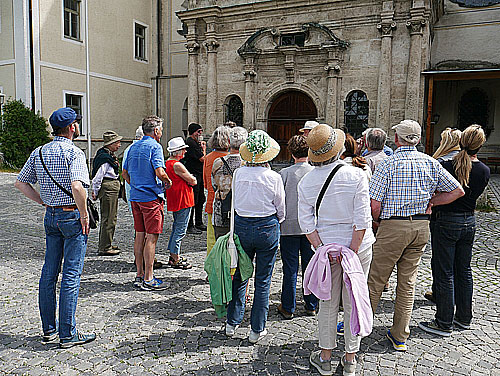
306, 124, 345, 163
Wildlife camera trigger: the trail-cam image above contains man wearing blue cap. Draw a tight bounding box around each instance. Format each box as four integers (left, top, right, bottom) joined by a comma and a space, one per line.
15, 107, 96, 348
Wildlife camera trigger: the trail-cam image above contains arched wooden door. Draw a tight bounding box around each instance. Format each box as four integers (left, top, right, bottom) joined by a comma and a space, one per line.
267, 91, 318, 162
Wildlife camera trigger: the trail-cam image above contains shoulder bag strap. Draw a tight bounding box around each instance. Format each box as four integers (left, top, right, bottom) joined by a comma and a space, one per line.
315, 164, 342, 217
39, 146, 74, 199
220, 156, 234, 175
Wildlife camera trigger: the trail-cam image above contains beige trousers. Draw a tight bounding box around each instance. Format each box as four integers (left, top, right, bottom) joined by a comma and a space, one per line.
367, 219, 429, 342
98, 179, 120, 252
317, 245, 372, 353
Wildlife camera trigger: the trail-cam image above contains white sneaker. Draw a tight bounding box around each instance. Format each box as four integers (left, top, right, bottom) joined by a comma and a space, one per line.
225, 324, 238, 337
248, 329, 267, 344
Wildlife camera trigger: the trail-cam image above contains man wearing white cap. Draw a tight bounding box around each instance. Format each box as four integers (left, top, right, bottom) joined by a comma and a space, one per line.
368, 119, 464, 352
299, 120, 319, 137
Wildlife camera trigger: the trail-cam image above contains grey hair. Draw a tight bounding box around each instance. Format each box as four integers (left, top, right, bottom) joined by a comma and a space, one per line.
207, 126, 231, 150
229, 127, 248, 150
310, 147, 345, 167
142, 115, 163, 135
366, 128, 387, 150
171, 149, 185, 157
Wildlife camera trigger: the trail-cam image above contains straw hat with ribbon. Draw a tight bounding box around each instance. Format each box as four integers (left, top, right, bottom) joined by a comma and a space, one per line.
239, 130, 280, 163
306, 124, 346, 163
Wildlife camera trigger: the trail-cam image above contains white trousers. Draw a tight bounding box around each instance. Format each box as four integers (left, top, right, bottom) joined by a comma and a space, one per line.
317, 245, 372, 353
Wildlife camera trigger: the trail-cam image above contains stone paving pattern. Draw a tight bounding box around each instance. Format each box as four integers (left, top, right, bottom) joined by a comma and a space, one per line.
0, 172, 499, 376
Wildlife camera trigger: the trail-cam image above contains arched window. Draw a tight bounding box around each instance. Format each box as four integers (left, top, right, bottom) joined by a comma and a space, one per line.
458, 88, 490, 137
224, 95, 243, 126
344, 90, 369, 138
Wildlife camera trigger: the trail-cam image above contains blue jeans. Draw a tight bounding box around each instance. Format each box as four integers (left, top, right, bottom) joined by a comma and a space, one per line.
227, 214, 280, 333
167, 207, 191, 255
430, 212, 475, 329
280, 235, 318, 313
40, 207, 88, 339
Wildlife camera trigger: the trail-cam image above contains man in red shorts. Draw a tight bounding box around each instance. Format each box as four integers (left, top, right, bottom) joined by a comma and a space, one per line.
122, 116, 172, 291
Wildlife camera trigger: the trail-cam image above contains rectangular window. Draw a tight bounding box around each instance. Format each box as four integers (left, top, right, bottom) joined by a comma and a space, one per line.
134, 22, 147, 61
64, 0, 81, 41
64, 92, 84, 136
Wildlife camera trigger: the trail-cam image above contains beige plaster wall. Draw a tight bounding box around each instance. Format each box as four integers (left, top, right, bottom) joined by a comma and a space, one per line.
0, 65, 16, 99
0, 0, 14, 61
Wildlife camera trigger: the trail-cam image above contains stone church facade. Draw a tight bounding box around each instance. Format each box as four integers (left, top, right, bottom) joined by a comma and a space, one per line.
178, 0, 441, 160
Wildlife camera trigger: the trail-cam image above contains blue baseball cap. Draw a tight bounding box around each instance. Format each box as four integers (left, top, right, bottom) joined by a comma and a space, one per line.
49, 107, 82, 128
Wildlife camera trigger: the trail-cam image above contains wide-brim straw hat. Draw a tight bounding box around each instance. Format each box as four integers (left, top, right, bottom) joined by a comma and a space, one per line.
103, 130, 123, 147
307, 124, 345, 163
239, 130, 280, 163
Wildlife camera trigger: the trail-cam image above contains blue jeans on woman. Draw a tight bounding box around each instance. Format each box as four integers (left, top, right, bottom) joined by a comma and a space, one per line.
227, 214, 280, 333
280, 235, 318, 313
430, 211, 475, 330
167, 207, 192, 255
40, 207, 88, 339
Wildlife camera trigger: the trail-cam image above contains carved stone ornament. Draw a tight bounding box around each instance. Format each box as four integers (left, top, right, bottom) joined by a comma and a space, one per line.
186, 41, 200, 54
377, 22, 397, 37
204, 39, 219, 53
324, 62, 341, 72
406, 19, 426, 34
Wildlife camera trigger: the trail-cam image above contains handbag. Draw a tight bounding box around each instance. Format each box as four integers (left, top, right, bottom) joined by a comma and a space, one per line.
38, 147, 99, 229
315, 164, 343, 217
219, 157, 234, 219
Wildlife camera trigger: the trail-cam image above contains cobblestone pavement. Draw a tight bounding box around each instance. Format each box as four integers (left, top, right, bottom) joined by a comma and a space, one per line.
1, 172, 499, 376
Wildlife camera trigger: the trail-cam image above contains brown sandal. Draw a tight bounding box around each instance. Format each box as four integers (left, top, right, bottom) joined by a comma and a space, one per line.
168, 256, 192, 270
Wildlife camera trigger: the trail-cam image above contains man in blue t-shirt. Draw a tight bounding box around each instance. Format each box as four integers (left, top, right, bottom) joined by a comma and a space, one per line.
123, 116, 172, 291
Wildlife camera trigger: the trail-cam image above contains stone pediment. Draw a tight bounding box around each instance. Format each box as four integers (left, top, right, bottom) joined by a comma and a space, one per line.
434, 60, 500, 70
449, 0, 500, 7
237, 23, 349, 57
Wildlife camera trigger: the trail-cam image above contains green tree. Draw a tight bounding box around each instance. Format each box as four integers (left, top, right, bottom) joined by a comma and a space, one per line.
0, 99, 50, 168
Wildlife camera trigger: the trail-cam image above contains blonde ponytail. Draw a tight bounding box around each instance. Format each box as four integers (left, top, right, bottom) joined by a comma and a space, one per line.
433, 128, 462, 160
452, 124, 486, 187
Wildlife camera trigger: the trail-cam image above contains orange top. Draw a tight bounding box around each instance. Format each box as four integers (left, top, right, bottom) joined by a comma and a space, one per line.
165, 159, 194, 212
203, 150, 228, 214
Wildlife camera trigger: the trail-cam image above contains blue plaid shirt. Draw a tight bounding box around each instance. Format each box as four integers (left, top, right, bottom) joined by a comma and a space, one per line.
369, 146, 460, 219
17, 137, 90, 206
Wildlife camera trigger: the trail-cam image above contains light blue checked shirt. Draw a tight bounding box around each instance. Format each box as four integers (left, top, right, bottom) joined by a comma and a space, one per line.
17, 137, 90, 206
369, 146, 460, 219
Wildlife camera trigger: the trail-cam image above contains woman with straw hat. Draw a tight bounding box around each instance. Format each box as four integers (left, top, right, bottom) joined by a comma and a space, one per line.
298, 124, 375, 376
225, 130, 285, 344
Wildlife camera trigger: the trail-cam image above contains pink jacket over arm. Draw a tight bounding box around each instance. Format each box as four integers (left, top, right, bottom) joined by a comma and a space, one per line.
303, 243, 373, 337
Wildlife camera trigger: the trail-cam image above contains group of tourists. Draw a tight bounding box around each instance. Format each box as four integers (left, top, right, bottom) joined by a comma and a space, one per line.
15, 106, 490, 376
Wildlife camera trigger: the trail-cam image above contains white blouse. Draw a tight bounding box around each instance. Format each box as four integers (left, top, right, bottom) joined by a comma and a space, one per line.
298, 160, 375, 250
233, 165, 286, 223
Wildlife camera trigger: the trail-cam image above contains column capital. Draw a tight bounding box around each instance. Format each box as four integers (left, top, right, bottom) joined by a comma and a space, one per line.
406, 19, 426, 35
204, 39, 219, 53
377, 22, 397, 37
186, 40, 200, 54
324, 62, 341, 76
243, 69, 257, 81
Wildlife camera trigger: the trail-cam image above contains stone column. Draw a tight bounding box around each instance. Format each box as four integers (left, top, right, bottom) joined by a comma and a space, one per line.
243, 53, 257, 129
404, 11, 426, 121
324, 48, 342, 127
185, 20, 199, 125
204, 19, 219, 132
376, 2, 396, 131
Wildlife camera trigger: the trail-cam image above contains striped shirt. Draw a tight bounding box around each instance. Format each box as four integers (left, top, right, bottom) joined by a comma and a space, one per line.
369, 146, 459, 219
17, 137, 90, 206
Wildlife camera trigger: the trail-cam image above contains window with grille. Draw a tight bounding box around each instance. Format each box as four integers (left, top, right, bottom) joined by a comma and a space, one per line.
63, 0, 81, 41
225, 96, 243, 126
135, 23, 147, 61
458, 88, 490, 137
280, 33, 306, 47
65, 93, 84, 135
344, 90, 369, 138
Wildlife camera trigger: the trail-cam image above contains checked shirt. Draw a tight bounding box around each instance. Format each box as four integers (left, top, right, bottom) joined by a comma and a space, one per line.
369, 146, 460, 219
17, 137, 90, 206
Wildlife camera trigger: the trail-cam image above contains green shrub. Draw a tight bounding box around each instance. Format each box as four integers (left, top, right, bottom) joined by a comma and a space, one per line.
0, 99, 50, 168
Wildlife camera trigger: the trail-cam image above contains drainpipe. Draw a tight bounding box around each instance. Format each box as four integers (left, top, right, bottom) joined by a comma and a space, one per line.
28, 0, 35, 111
85, 0, 91, 167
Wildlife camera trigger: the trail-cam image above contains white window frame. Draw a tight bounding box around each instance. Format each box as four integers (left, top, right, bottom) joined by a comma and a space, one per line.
63, 90, 87, 139
61, 0, 84, 45
133, 20, 149, 64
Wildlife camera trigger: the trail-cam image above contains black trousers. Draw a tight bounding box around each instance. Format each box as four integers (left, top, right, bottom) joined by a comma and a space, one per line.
189, 173, 205, 227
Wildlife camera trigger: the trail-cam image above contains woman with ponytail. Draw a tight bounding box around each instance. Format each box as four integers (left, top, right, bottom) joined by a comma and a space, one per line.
342, 134, 372, 181
432, 128, 462, 162
419, 124, 490, 337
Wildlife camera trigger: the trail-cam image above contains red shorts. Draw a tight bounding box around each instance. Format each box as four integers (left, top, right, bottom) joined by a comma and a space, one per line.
131, 199, 164, 234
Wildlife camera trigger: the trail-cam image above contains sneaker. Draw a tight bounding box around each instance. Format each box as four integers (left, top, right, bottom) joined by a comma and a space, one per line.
225, 323, 239, 337
309, 350, 333, 376
424, 291, 436, 304
195, 224, 207, 231
186, 226, 202, 235
42, 331, 58, 344
341, 355, 357, 376
386, 330, 407, 352
59, 331, 96, 348
133, 276, 144, 288
141, 277, 167, 291
418, 320, 452, 337
453, 318, 471, 330
277, 304, 293, 320
337, 321, 344, 336
248, 329, 267, 344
